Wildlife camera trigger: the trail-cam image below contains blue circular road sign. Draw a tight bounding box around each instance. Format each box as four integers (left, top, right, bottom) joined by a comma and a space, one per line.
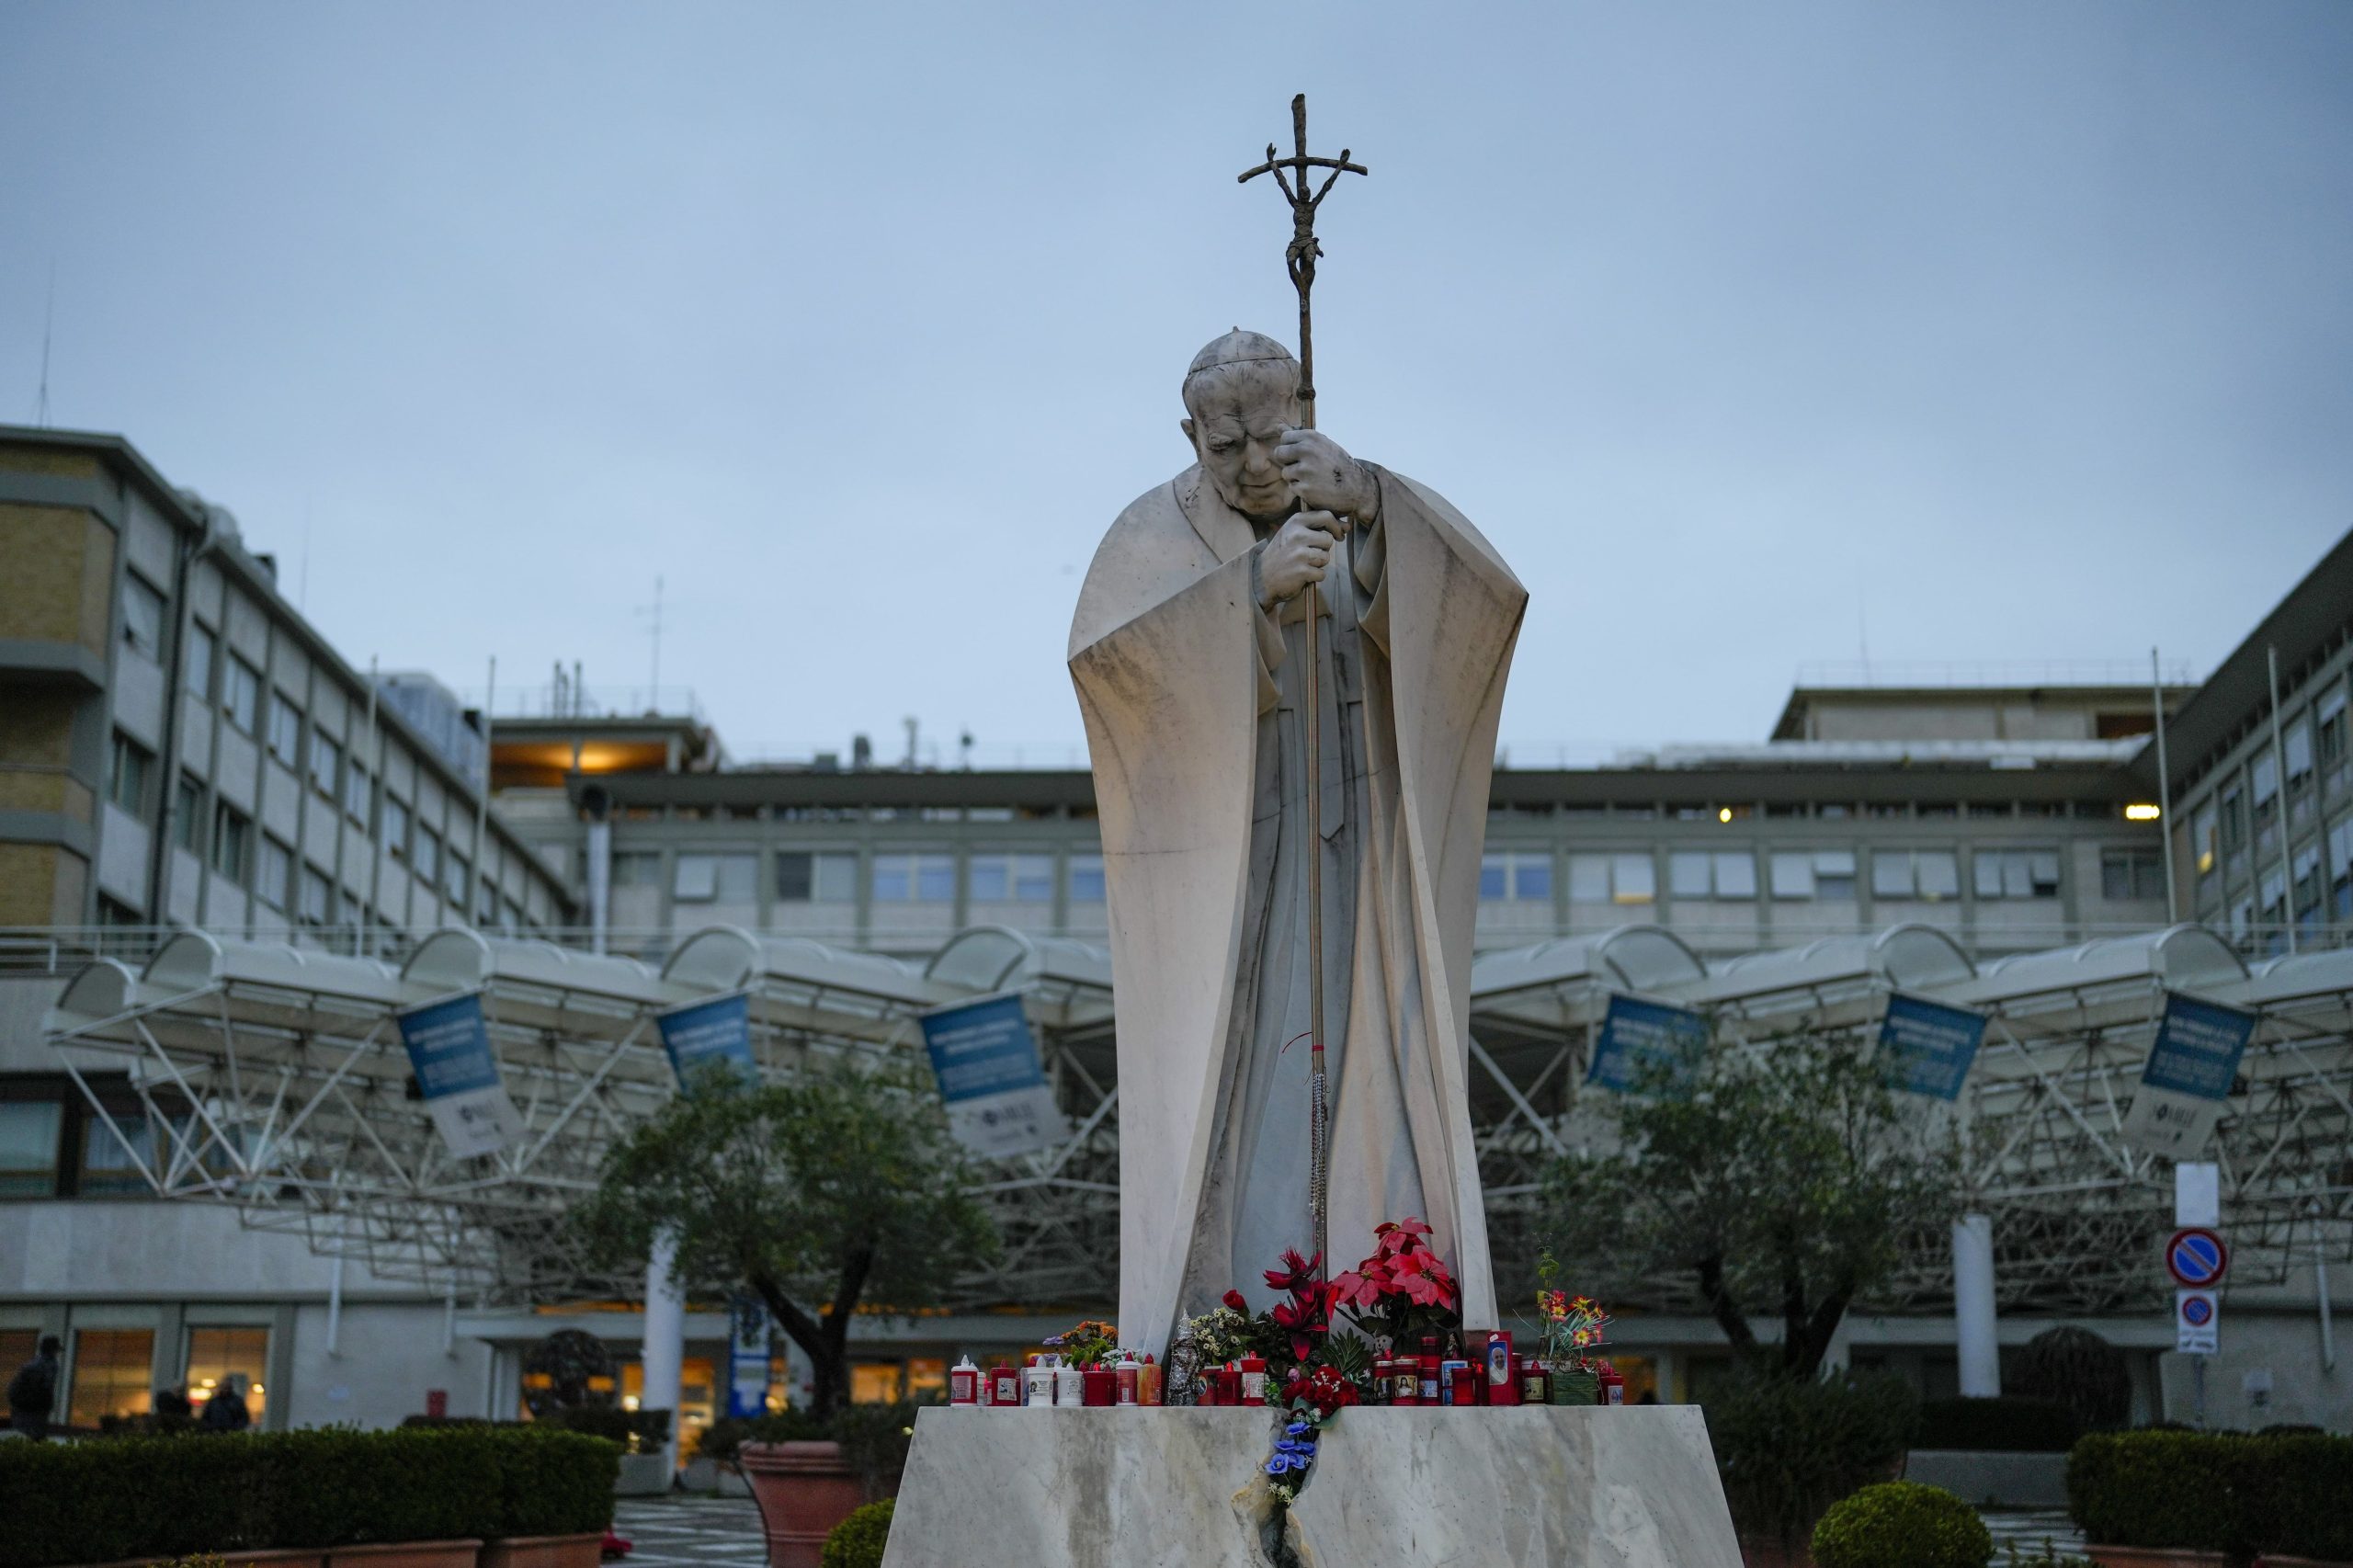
2180, 1294, 2215, 1328
2167, 1228, 2228, 1289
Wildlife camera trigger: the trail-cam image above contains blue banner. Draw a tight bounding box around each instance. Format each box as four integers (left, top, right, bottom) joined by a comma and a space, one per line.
726, 1293, 771, 1418
398, 993, 504, 1098
2140, 993, 2256, 1101
1879, 993, 1987, 1100
395, 993, 522, 1158
1587, 994, 1711, 1092
657, 993, 756, 1088
920, 994, 1046, 1102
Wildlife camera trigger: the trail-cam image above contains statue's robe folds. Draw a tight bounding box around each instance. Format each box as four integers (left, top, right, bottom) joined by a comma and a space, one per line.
1069, 462, 1525, 1355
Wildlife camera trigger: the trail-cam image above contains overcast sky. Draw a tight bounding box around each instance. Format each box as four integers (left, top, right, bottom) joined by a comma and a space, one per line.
4, 2, 2347, 765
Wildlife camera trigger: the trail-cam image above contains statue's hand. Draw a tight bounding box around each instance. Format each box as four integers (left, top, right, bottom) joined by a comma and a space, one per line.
1276, 429, 1380, 519
1259, 510, 1348, 608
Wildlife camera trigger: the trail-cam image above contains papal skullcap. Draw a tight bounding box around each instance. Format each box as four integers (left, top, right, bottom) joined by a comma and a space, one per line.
1185, 327, 1297, 384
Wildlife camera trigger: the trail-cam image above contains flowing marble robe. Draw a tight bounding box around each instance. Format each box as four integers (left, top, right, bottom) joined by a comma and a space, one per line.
1069, 460, 1526, 1355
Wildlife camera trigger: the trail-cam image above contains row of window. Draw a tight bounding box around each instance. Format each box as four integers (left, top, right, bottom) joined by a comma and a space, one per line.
630, 851, 1110, 907
2190, 675, 2352, 881
0, 1324, 268, 1430
1475, 846, 2153, 905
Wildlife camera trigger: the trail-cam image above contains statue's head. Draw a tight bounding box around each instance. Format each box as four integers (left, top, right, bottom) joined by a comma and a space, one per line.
1181, 328, 1302, 520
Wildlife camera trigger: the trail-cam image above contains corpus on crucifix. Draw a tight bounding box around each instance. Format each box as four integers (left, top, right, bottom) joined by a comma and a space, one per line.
1068, 98, 1526, 1357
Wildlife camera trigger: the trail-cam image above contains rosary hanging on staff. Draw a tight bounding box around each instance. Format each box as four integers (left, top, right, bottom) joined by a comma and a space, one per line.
1239, 95, 1367, 1282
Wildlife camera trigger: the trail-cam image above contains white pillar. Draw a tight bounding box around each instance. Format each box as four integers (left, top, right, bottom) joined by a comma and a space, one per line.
642, 1229, 687, 1471
585, 818, 612, 957
1953, 1213, 2001, 1397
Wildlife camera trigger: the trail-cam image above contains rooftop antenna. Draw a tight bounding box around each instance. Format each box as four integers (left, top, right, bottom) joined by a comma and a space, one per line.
34, 260, 54, 427
635, 575, 665, 705
902, 715, 919, 770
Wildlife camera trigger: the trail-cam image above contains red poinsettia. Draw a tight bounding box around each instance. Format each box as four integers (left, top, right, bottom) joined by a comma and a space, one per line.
1330, 1217, 1460, 1343
1261, 1248, 1332, 1362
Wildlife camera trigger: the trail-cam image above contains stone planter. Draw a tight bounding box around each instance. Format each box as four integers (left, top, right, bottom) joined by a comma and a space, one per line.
326, 1541, 483, 1568
475, 1533, 606, 1568
739, 1440, 870, 1568
615, 1450, 672, 1496
2086, 1551, 2229, 1568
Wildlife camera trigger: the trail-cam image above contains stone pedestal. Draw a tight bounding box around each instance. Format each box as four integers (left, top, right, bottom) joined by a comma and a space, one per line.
878, 1405, 1740, 1567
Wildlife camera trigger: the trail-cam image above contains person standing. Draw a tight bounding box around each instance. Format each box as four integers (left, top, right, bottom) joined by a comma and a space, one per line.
199, 1372, 252, 1433
6, 1335, 63, 1440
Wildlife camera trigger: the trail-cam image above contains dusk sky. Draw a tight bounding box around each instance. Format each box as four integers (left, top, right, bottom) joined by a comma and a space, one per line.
4, 2, 2348, 765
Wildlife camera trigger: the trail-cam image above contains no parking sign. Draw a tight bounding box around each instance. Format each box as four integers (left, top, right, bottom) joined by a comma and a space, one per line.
2165, 1227, 2229, 1290
2176, 1289, 2220, 1355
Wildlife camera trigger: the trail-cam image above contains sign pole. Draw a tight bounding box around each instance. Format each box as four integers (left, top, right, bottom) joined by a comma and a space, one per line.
1239, 97, 1367, 1280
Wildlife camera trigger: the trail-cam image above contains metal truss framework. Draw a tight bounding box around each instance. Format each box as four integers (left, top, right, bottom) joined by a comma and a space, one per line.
43, 920, 2353, 1321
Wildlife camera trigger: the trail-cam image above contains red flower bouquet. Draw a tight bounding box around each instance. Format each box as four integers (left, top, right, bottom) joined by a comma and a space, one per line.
1329, 1218, 1461, 1346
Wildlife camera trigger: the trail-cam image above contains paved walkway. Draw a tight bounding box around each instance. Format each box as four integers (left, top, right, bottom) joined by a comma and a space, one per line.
613, 1494, 768, 1568
615, 1492, 2089, 1564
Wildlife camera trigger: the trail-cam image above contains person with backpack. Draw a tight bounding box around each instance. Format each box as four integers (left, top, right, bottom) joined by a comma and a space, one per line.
6, 1336, 63, 1440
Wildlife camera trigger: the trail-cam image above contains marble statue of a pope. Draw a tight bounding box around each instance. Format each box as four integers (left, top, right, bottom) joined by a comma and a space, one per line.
1069, 329, 1526, 1355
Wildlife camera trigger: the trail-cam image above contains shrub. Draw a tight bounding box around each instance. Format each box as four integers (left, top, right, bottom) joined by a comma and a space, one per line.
1916, 1396, 2080, 1453
821, 1499, 895, 1568
1996, 1543, 2092, 1568
2016, 1327, 2129, 1433
540, 1403, 671, 1455
700, 1401, 925, 1499
0, 1426, 617, 1568
2067, 1429, 2353, 1562
1812, 1482, 1993, 1568
1699, 1364, 1919, 1551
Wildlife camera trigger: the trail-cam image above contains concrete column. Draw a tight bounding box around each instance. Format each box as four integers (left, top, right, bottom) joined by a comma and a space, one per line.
1953, 1213, 2001, 1397
642, 1229, 686, 1471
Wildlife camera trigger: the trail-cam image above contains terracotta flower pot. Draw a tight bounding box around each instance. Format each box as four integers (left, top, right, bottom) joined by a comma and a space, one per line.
2085, 1550, 2230, 1568
739, 1440, 870, 1568
327, 1541, 482, 1568
1737, 1539, 1813, 1568
475, 1533, 606, 1568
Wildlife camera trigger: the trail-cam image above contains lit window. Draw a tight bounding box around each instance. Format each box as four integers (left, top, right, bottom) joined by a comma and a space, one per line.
2193, 804, 2218, 878
184, 1326, 269, 1425
120, 575, 165, 660
1068, 855, 1107, 903
67, 1329, 156, 1426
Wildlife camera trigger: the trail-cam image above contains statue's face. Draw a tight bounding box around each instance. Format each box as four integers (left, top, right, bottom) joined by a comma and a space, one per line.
1182, 369, 1301, 520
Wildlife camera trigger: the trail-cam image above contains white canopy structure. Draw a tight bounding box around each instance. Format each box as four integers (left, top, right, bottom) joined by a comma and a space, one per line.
43, 919, 2351, 1316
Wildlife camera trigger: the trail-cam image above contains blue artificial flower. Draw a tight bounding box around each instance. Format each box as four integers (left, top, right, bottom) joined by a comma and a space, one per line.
1266, 1455, 1297, 1476
1286, 1420, 1312, 1437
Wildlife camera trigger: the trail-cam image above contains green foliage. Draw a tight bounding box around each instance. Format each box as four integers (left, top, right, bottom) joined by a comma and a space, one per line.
698, 1409, 827, 1463
1811, 1482, 1992, 1568
540, 1403, 671, 1454
149, 1557, 230, 1568
1699, 1364, 1920, 1551
820, 1498, 896, 1568
1543, 1033, 1967, 1376
1916, 1396, 2080, 1453
0, 1426, 617, 1568
567, 1060, 999, 1416
2067, 1429, 2353, 1562
2016, 1326, 2130, 1434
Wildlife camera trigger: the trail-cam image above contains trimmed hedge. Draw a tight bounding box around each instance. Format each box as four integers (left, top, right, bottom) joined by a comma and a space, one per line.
1915, 1396, 2080, 1453
1811, 1481, 1992, 1568
1699, 1366, 1920, 1551
2068, 1429, 2353, 1562
0, 1426, 618, 1568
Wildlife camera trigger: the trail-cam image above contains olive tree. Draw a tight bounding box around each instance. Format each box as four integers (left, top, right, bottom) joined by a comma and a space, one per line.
571, 1060, 998, 1418
1542, 1033, 1967, 1378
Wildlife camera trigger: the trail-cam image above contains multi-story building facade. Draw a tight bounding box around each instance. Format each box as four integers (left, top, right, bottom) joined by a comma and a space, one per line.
2, 426, 572, 1432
